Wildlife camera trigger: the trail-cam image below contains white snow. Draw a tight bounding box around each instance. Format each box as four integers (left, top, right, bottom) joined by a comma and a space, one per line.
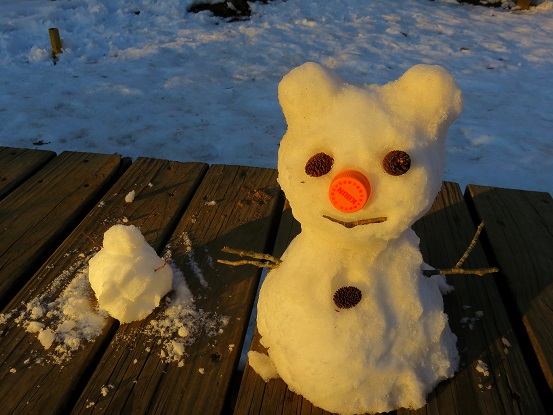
502, 336, 512, 354
460, 308, 484, 329
248, 350, 279, 381
476, 359, 490, 376
138, 259, 229, 365
0, 255, 109, 363
0, 0, 551, 195
38, 329, 56, 350
88, 224, 173, 324
181, 232, 208, 288
26, 321, 45, 333
124, 190, 136, 203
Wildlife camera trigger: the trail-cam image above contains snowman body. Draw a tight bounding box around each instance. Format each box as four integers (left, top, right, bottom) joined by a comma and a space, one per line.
251, 63, 463, 414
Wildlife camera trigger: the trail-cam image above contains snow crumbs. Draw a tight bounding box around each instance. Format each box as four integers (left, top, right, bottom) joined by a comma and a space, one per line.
0, 253, 227, 368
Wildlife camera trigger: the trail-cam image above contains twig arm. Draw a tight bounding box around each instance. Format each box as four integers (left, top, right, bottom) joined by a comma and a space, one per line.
455, 221, 485, 269
424, 221, 499, 278
423, 267, 499, 277
217, 246, 282, 269
217, 259, 280, 269
220, 246, 282, 265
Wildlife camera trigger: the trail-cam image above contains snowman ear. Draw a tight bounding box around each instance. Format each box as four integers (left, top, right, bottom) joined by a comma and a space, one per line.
383, 65, 463, 140
278, 62, 343, 126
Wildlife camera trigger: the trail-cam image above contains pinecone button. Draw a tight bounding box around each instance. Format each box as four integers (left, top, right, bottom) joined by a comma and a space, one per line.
333, 286, 362, 309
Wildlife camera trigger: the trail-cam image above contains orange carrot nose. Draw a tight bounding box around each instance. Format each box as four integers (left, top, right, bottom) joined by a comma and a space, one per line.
329, 170, 371, 213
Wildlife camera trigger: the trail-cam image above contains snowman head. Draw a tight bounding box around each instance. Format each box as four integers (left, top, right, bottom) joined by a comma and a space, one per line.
277, 62, 462, 245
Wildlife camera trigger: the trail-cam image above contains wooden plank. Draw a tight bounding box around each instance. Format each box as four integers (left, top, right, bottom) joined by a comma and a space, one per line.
236, 182, 545, 415
71, 165, 284, 415
401, 182, 544, 415
0, 158, 208, 415
466, 184, 553, 395
0, 146, 56, 201
0, 151, 124, 309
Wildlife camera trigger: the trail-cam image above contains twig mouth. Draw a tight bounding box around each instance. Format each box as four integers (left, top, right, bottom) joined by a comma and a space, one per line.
323, 215, 387, 228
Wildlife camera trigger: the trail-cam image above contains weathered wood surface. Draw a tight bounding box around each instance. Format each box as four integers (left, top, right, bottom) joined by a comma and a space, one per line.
72, 165, 284, 415
0, 157, 207, 414
0, 151, 124, 309
235, 182, 546, 415
403, 182, 545, 415
0, 146, 56, 201
466, 184, 553, 395
0, 147, 550, 415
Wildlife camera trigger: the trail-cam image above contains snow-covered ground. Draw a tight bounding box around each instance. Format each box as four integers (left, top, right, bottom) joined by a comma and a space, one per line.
1, 0, 552, 194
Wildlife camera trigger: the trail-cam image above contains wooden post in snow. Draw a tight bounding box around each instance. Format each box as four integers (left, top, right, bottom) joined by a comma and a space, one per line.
48, 28, 63, 55
517, 0, 531, 9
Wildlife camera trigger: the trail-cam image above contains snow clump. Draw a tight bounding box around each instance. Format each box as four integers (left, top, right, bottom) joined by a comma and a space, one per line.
88, 224, 173, 324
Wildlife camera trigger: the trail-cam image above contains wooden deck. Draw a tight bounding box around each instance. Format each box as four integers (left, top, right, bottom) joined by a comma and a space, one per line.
0, 147, 551, 414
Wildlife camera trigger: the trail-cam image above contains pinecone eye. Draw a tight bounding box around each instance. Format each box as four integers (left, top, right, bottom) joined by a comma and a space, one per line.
383, 150, 411, 176
305, 152, 334, 177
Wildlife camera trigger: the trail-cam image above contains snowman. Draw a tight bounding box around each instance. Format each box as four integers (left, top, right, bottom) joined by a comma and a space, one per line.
248, 62, 463, 414
88, 224, 173, 324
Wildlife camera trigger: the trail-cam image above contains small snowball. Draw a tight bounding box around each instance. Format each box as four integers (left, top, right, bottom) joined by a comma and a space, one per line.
38, 329, 55, 349
178, 326, 189, 337
26, 321, 45, 333
502, 337, 512, 354
171, 340, 185, 356
9, 368, 16, 373
476, 360, 489, 377
198, 368, 205, 374
30, 306, 44, 319
248, 351, 279, 382
64, 334, 81, 349
101, 386, 109, 397
28, 45, 50, 62
430, 274, 455, 294
125, 190, 136, 203
88, 225, 173, 324
228, 344, 235, 352
59, 320, 76, 333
